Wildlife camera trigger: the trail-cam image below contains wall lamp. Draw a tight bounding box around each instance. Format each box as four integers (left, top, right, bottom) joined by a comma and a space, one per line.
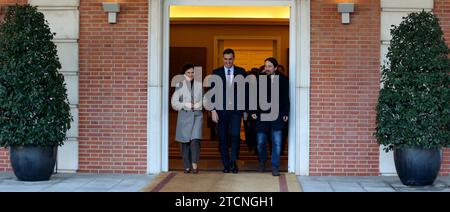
337, 3, 354, 24
102, 2, 120, 24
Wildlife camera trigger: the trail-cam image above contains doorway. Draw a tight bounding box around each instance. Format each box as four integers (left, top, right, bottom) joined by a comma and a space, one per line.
147, 0, 311, 175
168, 18, 290, 171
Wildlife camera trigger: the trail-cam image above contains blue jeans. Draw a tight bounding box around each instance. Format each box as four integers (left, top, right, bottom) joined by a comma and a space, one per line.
256, 130, 282, 169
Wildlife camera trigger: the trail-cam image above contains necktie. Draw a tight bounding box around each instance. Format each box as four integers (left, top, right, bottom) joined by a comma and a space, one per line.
227, 69, 232, 85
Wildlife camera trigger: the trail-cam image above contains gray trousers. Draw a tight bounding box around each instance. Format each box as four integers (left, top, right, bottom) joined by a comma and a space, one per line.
181, 139, 200, 169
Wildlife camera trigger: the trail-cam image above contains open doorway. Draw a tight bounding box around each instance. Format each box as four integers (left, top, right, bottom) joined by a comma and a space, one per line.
167, 6, 290, 171
148, 0, 310, 175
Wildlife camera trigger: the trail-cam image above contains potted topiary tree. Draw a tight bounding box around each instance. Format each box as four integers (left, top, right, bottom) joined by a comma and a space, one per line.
375, 11, 450, 186
0, 4, 71, 181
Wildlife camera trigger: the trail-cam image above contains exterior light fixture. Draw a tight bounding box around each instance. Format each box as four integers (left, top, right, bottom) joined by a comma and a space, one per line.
337, 3, 354, 24
102, 2, 120, 24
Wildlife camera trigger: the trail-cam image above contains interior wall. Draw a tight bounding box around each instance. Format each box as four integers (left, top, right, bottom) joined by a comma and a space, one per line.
170, 22, 290, 74
224, 39, 274, 72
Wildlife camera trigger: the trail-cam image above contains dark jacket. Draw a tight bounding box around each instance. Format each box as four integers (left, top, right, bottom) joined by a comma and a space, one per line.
252, 71, 290, 132
209, 66, 248, 114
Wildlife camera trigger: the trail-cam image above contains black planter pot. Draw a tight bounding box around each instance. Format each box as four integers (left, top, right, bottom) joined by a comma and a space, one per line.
394, 146, 441, 186
9, 145, 57, 181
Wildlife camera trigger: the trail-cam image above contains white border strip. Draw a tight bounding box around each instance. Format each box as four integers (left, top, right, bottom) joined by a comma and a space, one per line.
148, 0, 163, 174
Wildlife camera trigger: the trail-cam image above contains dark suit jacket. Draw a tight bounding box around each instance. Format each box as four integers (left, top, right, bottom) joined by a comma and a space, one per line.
252, 71, 290, 132
210, 66, 248, 114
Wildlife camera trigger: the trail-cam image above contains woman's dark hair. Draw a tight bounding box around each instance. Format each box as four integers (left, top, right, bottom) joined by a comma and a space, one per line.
264, 57, 279, 68
181, 63, 195, 75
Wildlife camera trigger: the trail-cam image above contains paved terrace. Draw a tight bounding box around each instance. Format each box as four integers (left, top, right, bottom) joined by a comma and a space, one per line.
0, 172, 450, 192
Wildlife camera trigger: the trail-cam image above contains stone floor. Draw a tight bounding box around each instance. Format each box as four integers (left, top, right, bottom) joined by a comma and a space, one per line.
1, 172, 450, 192
0, 173, 155, 192
298, 176, 450, 192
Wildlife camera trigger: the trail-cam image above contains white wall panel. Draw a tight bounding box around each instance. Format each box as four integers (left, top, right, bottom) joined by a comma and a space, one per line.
56, 42, 79, 72
30, 0, 80, 172
40, 10, 79, 40
30, 0, 79, 7
63, 74, 79, 105
381, 11, 410, 41
381, 0, 433, 9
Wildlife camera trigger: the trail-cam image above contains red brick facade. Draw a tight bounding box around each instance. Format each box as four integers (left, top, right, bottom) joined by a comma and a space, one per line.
78, 0, 148, 173
434, 0, 450, 176
310, 0, 381, 176
0, 0, 25, 10
0, 0, 449, 175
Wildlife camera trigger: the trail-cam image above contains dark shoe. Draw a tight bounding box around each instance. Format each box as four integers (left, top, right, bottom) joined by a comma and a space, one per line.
230, 161, 239, 174
258, 161, 266, 173
272, 168, 280, 176
184, 168, 191, 174
222, 168, 230, 173
192, 168, 199, 174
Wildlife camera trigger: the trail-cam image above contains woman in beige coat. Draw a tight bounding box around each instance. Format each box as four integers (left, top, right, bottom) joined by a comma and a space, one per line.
171, 64, 203, 174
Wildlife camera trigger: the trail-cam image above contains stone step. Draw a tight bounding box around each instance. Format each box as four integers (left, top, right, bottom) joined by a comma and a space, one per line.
169, 139, 288, 171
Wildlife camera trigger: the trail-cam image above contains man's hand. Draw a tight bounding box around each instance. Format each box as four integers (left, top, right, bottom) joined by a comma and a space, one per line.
251, 114, 258, 120
283, 116, 289, 122
211, 110, 219, 123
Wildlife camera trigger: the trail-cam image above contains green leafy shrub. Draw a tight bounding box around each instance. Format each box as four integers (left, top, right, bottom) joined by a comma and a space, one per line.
375, 11, 450, 152
0, 4, 71, 147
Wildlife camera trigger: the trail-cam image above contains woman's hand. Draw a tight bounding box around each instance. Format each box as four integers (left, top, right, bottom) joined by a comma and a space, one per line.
251, 114, 258, 120
211, 111, 219, 123
184, 103, 194, 109
193, 102, 202, 109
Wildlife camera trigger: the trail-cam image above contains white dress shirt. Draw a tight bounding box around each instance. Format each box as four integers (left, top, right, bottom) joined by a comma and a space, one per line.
224, 66, 234, 86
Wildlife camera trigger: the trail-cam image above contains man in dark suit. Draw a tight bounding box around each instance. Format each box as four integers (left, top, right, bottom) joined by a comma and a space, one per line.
251, 57, 289, 176
210, 48, 247, 174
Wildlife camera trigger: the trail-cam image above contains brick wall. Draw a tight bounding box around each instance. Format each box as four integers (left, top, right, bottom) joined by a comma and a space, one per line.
1, 0, 448, 176
79, 0, 148, 173
0, 0, 25, 18
0, 0, 26, 172
0, 0, 22, 9
310, 0, 380, 176
0, 0, 24, 3
434, 0, 450, 176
